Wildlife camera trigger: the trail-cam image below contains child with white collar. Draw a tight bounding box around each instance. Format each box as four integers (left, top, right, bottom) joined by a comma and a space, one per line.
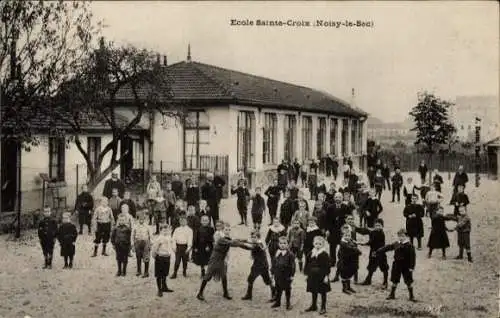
271, 237, 296, 310
304, 236, 330, 315
337, 225, 362, 294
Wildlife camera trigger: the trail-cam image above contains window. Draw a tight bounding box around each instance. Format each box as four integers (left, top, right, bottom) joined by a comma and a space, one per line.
49, 137, 65, 181
330, 118, 338, 155
237, 111, 255, 170
262, 113, 277, 164
132, 138, 144, 169
184, 110, 210, 170
284, 115, 296, 161
302, 116, 313, 160
341, 119, 348, 156
351, 120, 357, 154
87, 137, 101, 175
317, 117, 326, 158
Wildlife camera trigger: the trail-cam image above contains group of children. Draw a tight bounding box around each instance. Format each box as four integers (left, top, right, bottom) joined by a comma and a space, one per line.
36, 165, 474, 315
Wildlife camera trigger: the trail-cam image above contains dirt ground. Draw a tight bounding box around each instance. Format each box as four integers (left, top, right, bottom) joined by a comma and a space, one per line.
0, 172, 498, 318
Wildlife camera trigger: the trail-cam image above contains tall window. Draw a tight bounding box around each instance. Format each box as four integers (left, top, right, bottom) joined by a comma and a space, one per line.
302, 116, 313, 160
351, 120, 357, 154
237, 111, 255, 170
262, 113, 277, 164
357, 121, 363, 154
317, 117, 326, 158
341, 119, 348, 156
49, 137, 65, 181
330, 118, 338, 155
132, 137, 144, 169
284, 115, 296, 161
184, 110, 210, 170
87, 137, 101, 175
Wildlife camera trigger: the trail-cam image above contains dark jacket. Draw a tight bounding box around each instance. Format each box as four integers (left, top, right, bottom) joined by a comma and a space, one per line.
265, 186, 281, 206
355, 227, 385, 252
279, 198, 294, 226
171, 180, 184, 199
75, 192, 94, 213
391, 173, 403, 187
231, 186, 250, 204
403, 204, 425, 238
251, 195, 266, 215
453, 172, 469, 187
186, 186, 200, 207
241, 241, 270, 270
38, 216, 58, 241
119, 199, 137, 218
382, 167, 391, 178
201, 182, 218, 207
111, 225, 132, 248
377, 241, 416, 270
272, 250, 296, 285
337, 239, 362, 270
103, 178, 125, 199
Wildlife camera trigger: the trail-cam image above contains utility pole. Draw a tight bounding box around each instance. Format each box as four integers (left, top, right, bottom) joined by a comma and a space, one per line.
475, 117, 481, 187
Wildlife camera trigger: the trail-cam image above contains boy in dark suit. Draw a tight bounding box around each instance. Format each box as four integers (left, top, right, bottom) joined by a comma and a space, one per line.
377, 228, 416, 301
74, 185, 94, 234
57, 212, 78, 269
250, 187, 266, 230
391, 169, 403, 203
38, 206, 58, 269
337, 225, 362, 294
271, 236, 296, 310
355, 218, 388, 287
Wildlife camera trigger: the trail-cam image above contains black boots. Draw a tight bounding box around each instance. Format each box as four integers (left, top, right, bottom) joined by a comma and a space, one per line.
197, 279, 208, 301
143, 262, 149, 277
162, 277, 173, 293
455, 247, 464, 259
408, 287, 416, 302
305, 292, 317, 312
342, 280, 355, 294
467, 252, 473, 263
383, 271, 388, 288
298, 261, 303, 272
331, 269, 340, 282
102, 244, 109, 256
43, 255, 52, 269
242, 283, 253, 300
92, 245, 98, 257
116, 260, 122, 277
222, 278, 232, 299
201, 267, 206, 278
361, 271, 373, 285
387, 286, 396, 300
136, 258, 142, 276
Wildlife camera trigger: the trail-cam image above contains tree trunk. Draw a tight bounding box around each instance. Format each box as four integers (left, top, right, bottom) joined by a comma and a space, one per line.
428, 152, 433, 187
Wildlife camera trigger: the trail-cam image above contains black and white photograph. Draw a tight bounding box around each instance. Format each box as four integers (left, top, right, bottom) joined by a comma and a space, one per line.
0, 1, 499, 317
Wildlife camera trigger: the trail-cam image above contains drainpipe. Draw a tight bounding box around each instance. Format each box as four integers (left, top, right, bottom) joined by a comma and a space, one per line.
149, 112, 155, 178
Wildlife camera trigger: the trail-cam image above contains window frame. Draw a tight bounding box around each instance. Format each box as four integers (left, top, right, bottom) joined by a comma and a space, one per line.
183, 110, 210, 170
302, 116, 313, 160
48, 136, 66, 182
262, 113, 277, 164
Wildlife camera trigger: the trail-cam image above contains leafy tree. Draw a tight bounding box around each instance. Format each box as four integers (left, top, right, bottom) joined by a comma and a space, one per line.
1, 0, 98, 148
409, 91, 456, 184
50, 38, 180, 192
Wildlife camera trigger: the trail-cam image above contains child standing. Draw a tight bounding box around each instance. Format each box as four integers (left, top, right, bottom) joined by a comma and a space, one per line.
57, 212, 78, 269
186, 205, 200, 232
240, 231, 275, 301
403, 194, 425, 249
304, 236, 331, 315
403, 177, 419, 207
364, 189, 383, 228
147, 175, 162, 225
279, 191, 294, 230
304, 217, 323, 269
111, 214, 132, 276
109, 188, 122, 221
355, 183, 370, 227
337, 225, 362, 294
185, 178, 200, 209
132, 211, 152, 277
391, 169, 403, 203
292, 200, 310, 231
171, 215, 193, 279
164, 182, 178, 222
427, 206, 453, 259
92, 197, 115, 257
38, 206, 58, 269
373, 170, 385, 199
192, 215, 215, 277
450, 184, 470, 216
271, 236, 296, 310
376, 228, 416, 301
424, 184, 443, 218
153, 193, 167, 235
75, 184, 94, 234
356, 218, 389, 288
196, 200, 210, 220
250, 187, 266, 230
196, 223, 244, 301
288, 219, 305, 272
266, 218, 287, 268
446, 205, 473, 262
231, 179, 250, 226
265, 179, 281, 225
151, 224, 175, 297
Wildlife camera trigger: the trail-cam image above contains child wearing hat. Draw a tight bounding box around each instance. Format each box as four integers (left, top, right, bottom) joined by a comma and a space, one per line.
57, 212, 78, 269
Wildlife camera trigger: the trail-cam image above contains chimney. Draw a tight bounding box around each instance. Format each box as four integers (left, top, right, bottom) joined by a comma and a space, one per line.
351, 88, 356, 108
163, 55, 167, 66
156, 53, 161, 65
187, 43, 192, 62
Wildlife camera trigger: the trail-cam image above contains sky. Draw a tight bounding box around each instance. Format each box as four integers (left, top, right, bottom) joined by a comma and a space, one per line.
91, 1, 499, 123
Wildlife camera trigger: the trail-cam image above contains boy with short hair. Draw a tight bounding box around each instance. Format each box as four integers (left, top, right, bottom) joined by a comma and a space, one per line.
271, 236, 296, 310
151, 224, 175, 297
240, 230, 276, 302
171, 215, 193, 279
292, 200, 310, 231
38, 206, 58, 269
109, 188, 122, 221
376, 228, 416, 301
279, 191, 294, 230
391, 168, 403, 203
165, 182, 177, 222
450, 184, 470, 216
288, 219, 305, 272
231, 179, 250, 226
304, 236, 331, 315
111, 214, 132, 277
57, 212, 78, 269
337, 225, 362, 294
250, 187, 266, 230
363, 189, 383, 228
446, 205, 473, 262
196, 199, 210, 220
153, 192, 167, 235
355, 218, 389, 287
75, 184, 94, 234
355, 183, 370, 228
132, 211, 152, 277
92, 197, 115, 257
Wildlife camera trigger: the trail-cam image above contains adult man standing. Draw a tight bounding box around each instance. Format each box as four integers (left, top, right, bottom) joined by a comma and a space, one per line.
103, 172, 125, 199
171, 174, 184, 200
201, 173, 219, 225
452, 165, 469, 195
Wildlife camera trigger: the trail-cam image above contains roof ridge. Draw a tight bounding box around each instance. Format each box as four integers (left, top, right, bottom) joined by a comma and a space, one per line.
189, 62, 234, 98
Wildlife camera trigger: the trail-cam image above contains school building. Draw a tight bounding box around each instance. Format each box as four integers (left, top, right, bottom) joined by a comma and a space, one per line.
1, 53, 368, 214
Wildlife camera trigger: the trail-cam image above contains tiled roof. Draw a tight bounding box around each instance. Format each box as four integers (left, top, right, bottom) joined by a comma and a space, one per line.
167, 61, 367, 117
114, 61, 367, 118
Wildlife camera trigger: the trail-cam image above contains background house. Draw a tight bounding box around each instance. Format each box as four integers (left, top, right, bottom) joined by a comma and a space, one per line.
451, 95, 499, 142
367, 116, 416, 147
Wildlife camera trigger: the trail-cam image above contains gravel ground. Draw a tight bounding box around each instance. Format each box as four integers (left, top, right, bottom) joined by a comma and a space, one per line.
0, 172, 498, 318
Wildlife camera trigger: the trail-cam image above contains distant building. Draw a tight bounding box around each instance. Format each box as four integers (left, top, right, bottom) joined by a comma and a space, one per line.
451, 95, 499, 143
484, 136, 500, 180
367, 116, 416, 146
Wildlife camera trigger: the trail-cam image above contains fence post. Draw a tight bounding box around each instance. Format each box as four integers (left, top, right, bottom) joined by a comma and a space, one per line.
76, 164, 79, 200
160, 160, 163, 187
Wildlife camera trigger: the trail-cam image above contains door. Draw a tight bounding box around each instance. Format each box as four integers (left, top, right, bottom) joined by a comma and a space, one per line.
120, 136, 134, 182
1, 139, 18, 212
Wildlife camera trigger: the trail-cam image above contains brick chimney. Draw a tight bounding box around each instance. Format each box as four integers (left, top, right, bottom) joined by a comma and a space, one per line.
163, 55, 167, 66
